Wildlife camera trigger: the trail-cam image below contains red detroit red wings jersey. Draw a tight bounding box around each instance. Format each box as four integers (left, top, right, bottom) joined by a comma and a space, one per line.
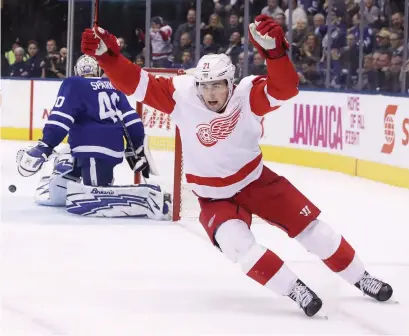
98, 55, 299, 198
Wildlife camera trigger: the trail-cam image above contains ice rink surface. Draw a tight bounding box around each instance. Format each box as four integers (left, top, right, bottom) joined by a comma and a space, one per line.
1, 140, 408, 335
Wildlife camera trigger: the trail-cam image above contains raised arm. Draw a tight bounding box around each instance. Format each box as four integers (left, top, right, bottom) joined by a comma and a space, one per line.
248, 15, 299, 116
250, 56, 299, 116
81, 27, 176, 114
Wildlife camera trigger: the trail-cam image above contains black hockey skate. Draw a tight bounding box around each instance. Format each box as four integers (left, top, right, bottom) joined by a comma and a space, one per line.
288, 280, 323, 317
355, 271, 393, 302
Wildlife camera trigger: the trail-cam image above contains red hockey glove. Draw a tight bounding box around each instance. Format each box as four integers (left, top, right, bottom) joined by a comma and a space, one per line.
81, 26, 120, 59
248, 15, 289, 59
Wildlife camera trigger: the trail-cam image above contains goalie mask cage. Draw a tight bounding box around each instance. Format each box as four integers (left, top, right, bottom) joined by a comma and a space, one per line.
134, 68, 194, 222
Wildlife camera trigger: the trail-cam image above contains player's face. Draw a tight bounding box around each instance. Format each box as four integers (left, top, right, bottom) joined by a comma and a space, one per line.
198, 80, 229, 112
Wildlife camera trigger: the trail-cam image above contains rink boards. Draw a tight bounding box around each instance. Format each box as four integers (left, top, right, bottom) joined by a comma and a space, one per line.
1, 78, 408, 188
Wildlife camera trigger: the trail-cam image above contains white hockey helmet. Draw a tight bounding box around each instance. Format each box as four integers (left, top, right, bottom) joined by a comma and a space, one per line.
194, 54, 236, 111
74, 55, 101, 77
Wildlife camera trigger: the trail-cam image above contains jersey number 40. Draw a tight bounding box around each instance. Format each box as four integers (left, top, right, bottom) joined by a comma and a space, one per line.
98, 92, 120, 123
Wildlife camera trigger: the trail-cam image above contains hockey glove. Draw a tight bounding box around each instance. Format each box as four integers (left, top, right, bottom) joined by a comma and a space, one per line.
248, 15, 289, 59
125, 144, 151, 179
16, 141, 54, 177
81, 26, 120, 59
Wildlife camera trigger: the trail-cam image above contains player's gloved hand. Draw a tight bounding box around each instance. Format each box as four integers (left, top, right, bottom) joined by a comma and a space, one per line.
16, 141, 54, 177
248, 15, 289, 59
81, 26, 120, 59
125, 145, 151, 179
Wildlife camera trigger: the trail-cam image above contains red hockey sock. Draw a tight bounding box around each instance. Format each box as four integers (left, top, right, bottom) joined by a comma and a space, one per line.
242, 246, 298, 295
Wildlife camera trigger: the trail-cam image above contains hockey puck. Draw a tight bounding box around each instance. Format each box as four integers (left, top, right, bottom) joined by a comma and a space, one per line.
8, 185, 16, 193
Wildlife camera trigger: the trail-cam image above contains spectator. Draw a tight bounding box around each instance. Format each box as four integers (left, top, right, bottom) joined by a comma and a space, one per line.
348, 13, 374, 54
363, 0, 380, 26
385, 55, 403, 92
298, 59, 324, 88
250, 52, 267, 75
201, 34, 220, 56
390, 12, 404, 34
221, 31, 242, 66
9, 47, 29, 77
44, 39, 61, 78
201, 14, 225, 46
339, 34, 359, 87
4, 39, 27, 66
285, 0, 307, 30
118, 37, 132, 60
300, 0, 322, 18
372, 51, 391, 91
134, 55, 145, 67
171, 32, 195, 65
299, 33, 321, 64
261, 0, 284, 18
375, 28, 391, 52
312, 13, 325, 39
390, 32, 404, 57
356, 54, 376, 91
26, 40, 45, 78
224, 12, 244, 42
56, 47, 67, 78
291, 19, 309, 50
180, 51, 195, 69
150, 16, 172, 68
273, 12, 288, 33
173, 9, 197, 49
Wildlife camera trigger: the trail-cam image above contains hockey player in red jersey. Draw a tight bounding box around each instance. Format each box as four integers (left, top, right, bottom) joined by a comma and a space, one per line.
81, 15, 393, 317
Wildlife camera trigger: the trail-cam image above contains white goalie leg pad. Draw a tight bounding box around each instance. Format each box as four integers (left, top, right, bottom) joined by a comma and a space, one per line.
35, 150, 80, 206
66, 182, 171, 220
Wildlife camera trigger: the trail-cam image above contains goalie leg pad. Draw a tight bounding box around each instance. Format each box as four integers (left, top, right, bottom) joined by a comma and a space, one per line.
35, 151, 81, 206
66, 182, 171, 220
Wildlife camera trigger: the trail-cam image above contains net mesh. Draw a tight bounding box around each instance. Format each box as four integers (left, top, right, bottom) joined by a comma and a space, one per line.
135, 69, 200, 220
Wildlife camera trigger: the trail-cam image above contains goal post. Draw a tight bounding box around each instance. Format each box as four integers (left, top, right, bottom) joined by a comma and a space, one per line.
134, 68, 187, 221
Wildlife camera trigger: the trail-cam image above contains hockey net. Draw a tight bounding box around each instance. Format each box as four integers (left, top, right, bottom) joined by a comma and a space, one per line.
134, 68, 198, 221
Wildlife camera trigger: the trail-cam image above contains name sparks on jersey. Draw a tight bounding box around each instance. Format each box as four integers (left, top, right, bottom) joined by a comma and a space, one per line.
90, 80, 115, 91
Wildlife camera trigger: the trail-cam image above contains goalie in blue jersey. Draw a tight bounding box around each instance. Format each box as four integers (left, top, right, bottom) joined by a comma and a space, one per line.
17, 55, 170, 220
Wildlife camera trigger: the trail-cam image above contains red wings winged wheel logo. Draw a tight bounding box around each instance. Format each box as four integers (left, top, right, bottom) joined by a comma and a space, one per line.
196, 106, 241, 147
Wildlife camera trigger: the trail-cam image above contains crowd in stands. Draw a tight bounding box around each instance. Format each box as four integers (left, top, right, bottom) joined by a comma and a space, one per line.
2, 0, 408, 93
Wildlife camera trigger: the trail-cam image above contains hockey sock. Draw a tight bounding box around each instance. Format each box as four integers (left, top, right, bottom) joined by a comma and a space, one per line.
295, 219, 365, 284
215, 219, 298, 295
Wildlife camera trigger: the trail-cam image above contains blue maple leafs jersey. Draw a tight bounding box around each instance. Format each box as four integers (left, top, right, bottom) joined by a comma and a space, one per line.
42, 76, 144, 164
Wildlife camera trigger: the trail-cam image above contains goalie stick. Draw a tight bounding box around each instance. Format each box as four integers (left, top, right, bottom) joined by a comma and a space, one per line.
92, 0, 143, 183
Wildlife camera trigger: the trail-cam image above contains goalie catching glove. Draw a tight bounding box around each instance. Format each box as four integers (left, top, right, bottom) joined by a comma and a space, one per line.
248, 14, 289, 59
125, 135, 159, 179
16, 141, 54, 177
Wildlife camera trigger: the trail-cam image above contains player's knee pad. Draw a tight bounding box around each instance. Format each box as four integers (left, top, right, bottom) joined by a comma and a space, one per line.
295, 219, 341, 259
35, 150, 80, 206
66, 182, 171, 220
215, 219, 257, 263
